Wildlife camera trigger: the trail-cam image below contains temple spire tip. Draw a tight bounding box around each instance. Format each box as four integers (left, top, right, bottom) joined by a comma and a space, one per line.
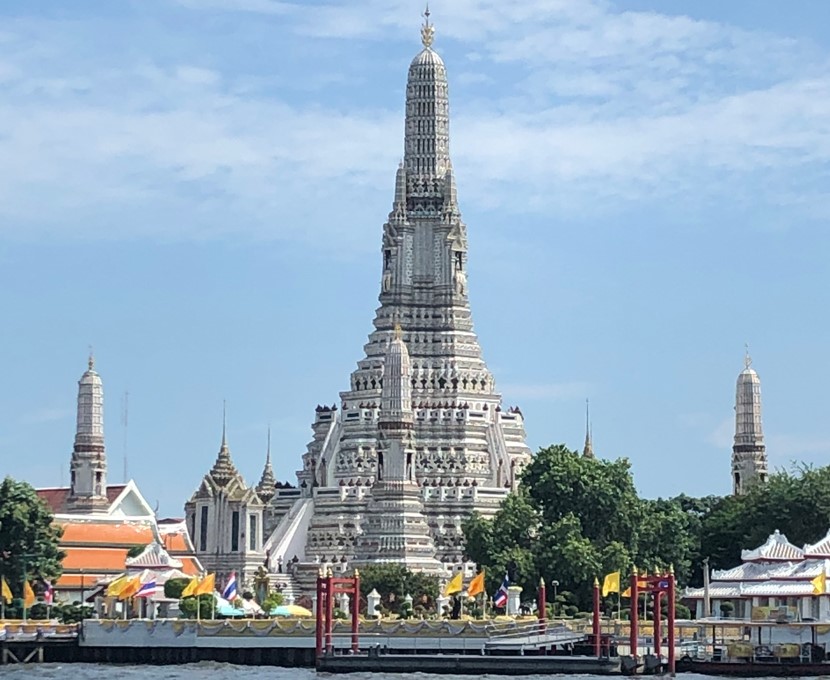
421, 3, 435, 47
221, 400, 227, 447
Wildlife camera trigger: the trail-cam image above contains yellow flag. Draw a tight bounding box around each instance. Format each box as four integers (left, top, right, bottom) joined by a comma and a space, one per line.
1, 577, 12, 604
622, 587, 631, 598
106, 575, 130, 597
181, 577, 199, 597
601, 571, 620, 597
468, 571, 485, 597
23, 581, 36, 608
194, 573, 215, 596
812, 572, 826, 595
444, 571, 463, 597
118, 576, 142, 600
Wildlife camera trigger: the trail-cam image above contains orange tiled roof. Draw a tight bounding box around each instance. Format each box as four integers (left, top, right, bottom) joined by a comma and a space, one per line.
179, 557, 202, 576
59, 521, 155, 546
63, 547, 128, 572
162, 532, 190, 552
55, 573, 109, 588
36, 485, 127, 514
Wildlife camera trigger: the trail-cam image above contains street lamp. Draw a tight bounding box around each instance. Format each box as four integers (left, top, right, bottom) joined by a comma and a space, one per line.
552, 580, 560, 618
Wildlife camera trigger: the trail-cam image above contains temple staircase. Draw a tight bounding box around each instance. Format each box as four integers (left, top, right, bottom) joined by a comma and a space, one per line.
269, 572, 302, 604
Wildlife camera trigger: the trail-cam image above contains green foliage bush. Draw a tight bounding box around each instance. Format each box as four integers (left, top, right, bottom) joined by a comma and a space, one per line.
358, 564, 439, 613
179, 593, 215, 619
164, 577, 192, 599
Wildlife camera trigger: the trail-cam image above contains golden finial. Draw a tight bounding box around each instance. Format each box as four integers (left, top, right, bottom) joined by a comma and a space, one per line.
354, 568, 360, 577
632, 565, 638, 575
744, 343, 752, 369
326, 567, 333, 577
420, 4, 435, 48
88, 345, 95, 370
593, 577, 599, 587
394, 322, 402, 340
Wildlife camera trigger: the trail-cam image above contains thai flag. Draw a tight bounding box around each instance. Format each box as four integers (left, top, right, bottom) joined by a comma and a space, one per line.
135, 580, 157, 598
222, 571, 238, 601
44, 581, 54, 605
493, 573, 509, 608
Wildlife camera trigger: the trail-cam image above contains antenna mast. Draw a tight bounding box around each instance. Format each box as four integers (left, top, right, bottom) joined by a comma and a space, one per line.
121, 390, 129, 482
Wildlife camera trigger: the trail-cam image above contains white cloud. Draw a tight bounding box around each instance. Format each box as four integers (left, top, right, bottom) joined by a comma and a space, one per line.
1, 1, 830, 244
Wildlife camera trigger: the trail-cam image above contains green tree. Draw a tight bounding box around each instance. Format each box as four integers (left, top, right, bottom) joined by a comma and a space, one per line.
358, 564, 439, 612
638, 498, 697, 585
699, 465, 830, 572
462, 445, 702, 610
0, 477, 64, 592
521, 445, 643, 548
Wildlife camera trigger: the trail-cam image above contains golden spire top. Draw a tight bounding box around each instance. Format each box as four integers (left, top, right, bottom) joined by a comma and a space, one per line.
744, 342, 752, 369
421, 4, 435, 48
394, 322, 402, 340
88, 345, 95, 370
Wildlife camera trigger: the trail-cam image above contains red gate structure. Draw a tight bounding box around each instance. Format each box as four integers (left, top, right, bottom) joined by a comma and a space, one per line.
627, 566, 677, 675
315, 568, 361, 660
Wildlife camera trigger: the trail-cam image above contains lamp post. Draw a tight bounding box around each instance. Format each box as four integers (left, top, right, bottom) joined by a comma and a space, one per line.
552, 580, 560, 618
19, 553, 39, 622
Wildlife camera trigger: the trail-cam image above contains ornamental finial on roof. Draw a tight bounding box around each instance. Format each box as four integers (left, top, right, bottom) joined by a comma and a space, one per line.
421, 4, 435, 48
745, 342, 752, 369
394, 322, 403, 340
88, 345, 95, 370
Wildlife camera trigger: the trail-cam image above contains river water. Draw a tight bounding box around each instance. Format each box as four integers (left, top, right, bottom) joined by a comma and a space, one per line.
0, 666, 730, 680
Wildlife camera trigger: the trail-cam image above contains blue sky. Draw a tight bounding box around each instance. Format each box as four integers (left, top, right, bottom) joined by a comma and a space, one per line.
2, 0, 829, 517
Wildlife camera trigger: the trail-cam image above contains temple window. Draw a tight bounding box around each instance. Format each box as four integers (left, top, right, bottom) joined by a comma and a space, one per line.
199, 506, 209, 552
231, 511, 240, 552
249, 515, 258, 552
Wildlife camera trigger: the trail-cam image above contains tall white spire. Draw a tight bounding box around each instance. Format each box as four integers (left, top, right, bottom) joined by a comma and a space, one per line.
379, 325, 414, 430
732, 347, 768, 495
404, 7, 450, 179
68, 352, 109, 513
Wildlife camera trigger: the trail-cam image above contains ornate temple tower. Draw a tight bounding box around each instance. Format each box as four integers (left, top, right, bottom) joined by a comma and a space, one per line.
353, 329, 442, 572
185, 413, 266, 585
297, 12, 532, 571
67, 355, 109, 514
256, 430, 278, 504
732, 350, 768, 495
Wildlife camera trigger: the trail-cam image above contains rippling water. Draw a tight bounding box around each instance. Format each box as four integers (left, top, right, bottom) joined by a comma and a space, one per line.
0, 667, 727, 680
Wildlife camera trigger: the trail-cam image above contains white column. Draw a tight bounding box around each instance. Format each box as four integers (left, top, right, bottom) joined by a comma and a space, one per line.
507, 586, 522, 616
367, 589, 381, 618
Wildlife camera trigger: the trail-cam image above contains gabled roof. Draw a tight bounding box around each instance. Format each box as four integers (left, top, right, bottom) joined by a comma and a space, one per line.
36, 484, 127, 515
126, 542, 182, 570
804, 529, 830, 558
686, 579, 822, 600
715, 558, 828, 582
741, 530, 804, 562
